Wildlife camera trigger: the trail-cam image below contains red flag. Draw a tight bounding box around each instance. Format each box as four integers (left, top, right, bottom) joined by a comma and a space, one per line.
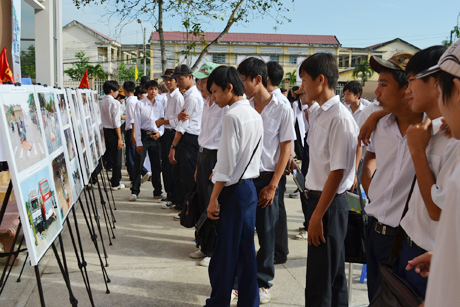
0, 47, 15, 84
79, 69, 90, 88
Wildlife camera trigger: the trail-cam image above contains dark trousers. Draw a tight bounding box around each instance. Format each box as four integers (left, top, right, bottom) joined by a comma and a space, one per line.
396, 236, 427, 299
131, 132, 162, 196
161, 129, 177, 204
206, 180, 259, 307
274, 175, 289, 263
305, 194, 348, 307
254, 177, 280, 289
366, 216, 397, 302
300, 139, 310, 227
103, 128, 122, 186
125, 130, 148, 181
172, 133, 198, 209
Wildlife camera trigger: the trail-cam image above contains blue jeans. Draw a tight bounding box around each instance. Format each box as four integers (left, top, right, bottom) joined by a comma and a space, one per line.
125, 130, 148, 181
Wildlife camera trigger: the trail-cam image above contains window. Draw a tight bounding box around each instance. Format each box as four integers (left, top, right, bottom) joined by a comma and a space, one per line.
338, 55, 349, 68
289, 56, 297, 65
98, 54, 105, 62
213, 54, 226, 64
270, 55, 279, 63
351, 56, 362, 67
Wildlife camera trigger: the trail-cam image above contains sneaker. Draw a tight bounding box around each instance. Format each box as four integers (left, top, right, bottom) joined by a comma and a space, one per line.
295, 230, 307, 240
153, 192, 167, 201
298, 226, 305, 231
128, 194, 138, 201
230, 290, 238, 302
161, 202, 173, 209
289, 189, 300, 199
141, 172, 151, 184
189, 250, 206, 259
199, 256, 211, 267
171, 204, 183, 211
173, 214, 181, 221
111, 183, 125, 191
161, 198, 168, 202
259, 288, 271, 304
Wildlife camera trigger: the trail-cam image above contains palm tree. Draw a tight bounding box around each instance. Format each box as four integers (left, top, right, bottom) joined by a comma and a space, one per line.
284, 69, 297, 88
352, 61, 373, 86
87, 64, 106, 80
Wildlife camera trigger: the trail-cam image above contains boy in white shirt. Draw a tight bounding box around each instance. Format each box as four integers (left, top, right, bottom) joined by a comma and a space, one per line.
299, 53, 358, 306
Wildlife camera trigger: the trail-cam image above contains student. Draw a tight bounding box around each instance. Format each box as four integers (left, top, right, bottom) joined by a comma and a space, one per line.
156, 69, 184, 208
129, 80, 165, 201
205, 65, 263, 307
361, 52, 423, 301
124, 81, 151, 186
100, 80, 125, 190
343, 81, 365, 123
266, 61, 290, 105
186, 62, 225, 266
168, 65, 203, 212
405, 39, 460, 307
299, 53, 358, 306
237, 57, 296, 304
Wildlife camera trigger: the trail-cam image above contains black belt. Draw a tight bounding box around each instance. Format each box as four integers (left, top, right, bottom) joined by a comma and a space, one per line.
199, 147, 217, 154
372, 219, 397, 236
406, 236, 427, 253
256, 172, 274, 179
165, 128, 174, 132
141, 129, 157, 135
306, 190, 346, 200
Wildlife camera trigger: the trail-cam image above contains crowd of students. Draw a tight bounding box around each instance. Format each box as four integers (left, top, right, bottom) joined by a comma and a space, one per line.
97, 39, 460, 306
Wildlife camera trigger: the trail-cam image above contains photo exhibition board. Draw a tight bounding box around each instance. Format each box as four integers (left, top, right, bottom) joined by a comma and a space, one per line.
75, 89, 97, 174
87, 90, 102, 160
90, 90, 106, 157
0, 85, 63, 266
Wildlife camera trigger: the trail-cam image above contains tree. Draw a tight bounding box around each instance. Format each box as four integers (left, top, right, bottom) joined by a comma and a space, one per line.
442, 12, 460, 46
20, 45, 36, 79
352, 60, 373, 86
283, 69, 297, 88
116, 62, 136, 80
72, 0, 294, 72
65, 51, 107, 80
87, 64, 106, 79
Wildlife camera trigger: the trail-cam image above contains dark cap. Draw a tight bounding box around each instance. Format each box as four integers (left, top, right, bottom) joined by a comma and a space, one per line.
140, 76, 150, 85
161, 69, 175, 78
370, 52, 413, 73
417, 39, 460, 79
171, 64, 192, 79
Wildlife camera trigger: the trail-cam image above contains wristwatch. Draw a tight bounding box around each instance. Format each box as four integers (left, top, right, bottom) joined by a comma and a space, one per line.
171, 144, 176, 149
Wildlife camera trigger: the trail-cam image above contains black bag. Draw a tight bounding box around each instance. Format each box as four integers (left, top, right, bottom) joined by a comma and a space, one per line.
369, 176, 423, 307
180, 185, 200, 228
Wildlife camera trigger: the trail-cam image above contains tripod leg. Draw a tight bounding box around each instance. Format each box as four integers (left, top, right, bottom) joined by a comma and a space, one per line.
34, 265, 46, 307
52, 239, 78, 306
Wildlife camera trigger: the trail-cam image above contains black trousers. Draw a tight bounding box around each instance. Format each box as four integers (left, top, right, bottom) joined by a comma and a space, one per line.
274, 175, 289, 263
103, 128, 122, 186
161, 129, 177, 204
305, 194, 348, 307
172, 133, 199, 209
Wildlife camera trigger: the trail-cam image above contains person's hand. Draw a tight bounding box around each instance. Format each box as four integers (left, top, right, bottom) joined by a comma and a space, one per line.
207, 198, 220, 220
131, 134, 136, 146
287, 156, 300, 174
407, 118, 432, 156
178, 108, 189, 121
117, 138, 123, 150
406, 251, 432, 278
194, 168, 197, 182
359, 115, 378, 146
155, 118, 164, 127
440, 118, 452, 139
350, 175, 358, 192
209, 173, 213, 180
168, 148, 177, 164
307, 213, 326, 247
257, 184, 276, 208
136, 146, 143, 155
150, 132, 161, 140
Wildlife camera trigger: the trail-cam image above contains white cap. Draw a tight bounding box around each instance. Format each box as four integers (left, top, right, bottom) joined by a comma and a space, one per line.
416, 39, 460, 79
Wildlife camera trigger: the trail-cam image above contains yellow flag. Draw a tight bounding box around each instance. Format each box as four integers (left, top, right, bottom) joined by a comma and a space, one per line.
134, 65, 138, 81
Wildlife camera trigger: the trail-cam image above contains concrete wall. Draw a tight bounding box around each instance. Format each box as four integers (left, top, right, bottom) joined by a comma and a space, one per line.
377, 41, 419, 59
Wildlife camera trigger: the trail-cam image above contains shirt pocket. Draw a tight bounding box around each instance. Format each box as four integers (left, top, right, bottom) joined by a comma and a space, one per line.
311, 125, 328, 152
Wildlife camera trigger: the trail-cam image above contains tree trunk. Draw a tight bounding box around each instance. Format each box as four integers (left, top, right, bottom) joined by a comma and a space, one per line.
191, 0, 245, 71
158, 0, 166, 73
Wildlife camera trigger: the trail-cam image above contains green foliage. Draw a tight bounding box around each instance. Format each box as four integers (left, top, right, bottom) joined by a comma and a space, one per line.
65, 51, 106, 80
283, 69, 297, 88
442, 25, 460, 46
116, 62, 136, 80
20, 45, 36, 79
352, 61, 373, 86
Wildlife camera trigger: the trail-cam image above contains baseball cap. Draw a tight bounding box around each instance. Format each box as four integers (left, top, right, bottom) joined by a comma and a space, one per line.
161, 69, 175, 78
370, 52, 413, 73
192, 62, 220, 79
171, 64, 192, 79
294, 88, 304, 95
118, 88, 125, 96
416, 39, 460, 79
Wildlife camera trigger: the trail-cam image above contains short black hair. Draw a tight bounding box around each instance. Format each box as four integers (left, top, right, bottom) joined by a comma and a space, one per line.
140, 76, 150, 86
437, 71, 459, 105
134, 86, 146, 97
207, 66, 245, 96
379, 67, 408, 88
299, 53, 339, 89
144, 80, 159, 90
103, 80, 119, 94
266, 61, 284, 87
406, 45, 447, 82
343, 81, 362, 97
280, 88, 287, 93
123, 81, 136, 93
237, 57, 268, 88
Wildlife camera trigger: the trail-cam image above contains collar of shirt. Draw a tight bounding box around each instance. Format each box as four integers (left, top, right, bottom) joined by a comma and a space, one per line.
249, 93, 279, 112
320, 95, 340, 111
431, 117, 443, 136
168, 88, 180, 98
345, 101, 365, 114
229, 99, 249, 110
184, 86, 198, 98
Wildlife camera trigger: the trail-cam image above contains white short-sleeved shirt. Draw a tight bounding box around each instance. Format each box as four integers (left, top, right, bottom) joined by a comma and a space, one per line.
249, 95, 296, 172
198, 98, 228, 150
293, 100, 306, 146
100, 95, 121, 129
212, 100, 263, 186
125, 96, 138, 131
400, 118, 450, 251
271, 88, 290, 105
345, 102, 365, 123
364, 114, 416, 227
304, 95, 359, 194
424, 139, 460, 307
134, 98, 165, 146
357, 100, 383, 129
164, 88, 184, 129
120, 100, 126, 125
176, 86, 203, 135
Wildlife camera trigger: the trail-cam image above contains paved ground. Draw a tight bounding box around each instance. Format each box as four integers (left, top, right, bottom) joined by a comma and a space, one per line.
0, 169, 369, 307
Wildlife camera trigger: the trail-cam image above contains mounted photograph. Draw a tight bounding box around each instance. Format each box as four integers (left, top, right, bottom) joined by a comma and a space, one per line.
37, 92, 62, 154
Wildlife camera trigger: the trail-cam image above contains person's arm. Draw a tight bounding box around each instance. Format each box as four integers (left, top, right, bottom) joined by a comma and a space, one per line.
168, 131, 182, 164
359, 109, 389, 146
361, 151, 376, 196
307, 169, 344, 246
134, 105, 143, 154
131, 123, 136, 146
207, 181, 226, 220
350, 145, 363, 191
115, 127, 123, 150
258, 140, 291, 208
406, 118, 441, 221
406, 251, 432, 278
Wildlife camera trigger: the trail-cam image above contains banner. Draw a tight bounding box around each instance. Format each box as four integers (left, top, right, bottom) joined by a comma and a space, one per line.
11, 0, 21, 82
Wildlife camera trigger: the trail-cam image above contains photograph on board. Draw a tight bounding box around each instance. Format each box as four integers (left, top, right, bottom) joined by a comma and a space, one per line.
70, 92, 80, 122
37, 92, 62, 154
63, 127, 76, 162
51, 152, 72, 219
86, 118, 93, 143
57, 93, 69, 126
81, 92, 90, 117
